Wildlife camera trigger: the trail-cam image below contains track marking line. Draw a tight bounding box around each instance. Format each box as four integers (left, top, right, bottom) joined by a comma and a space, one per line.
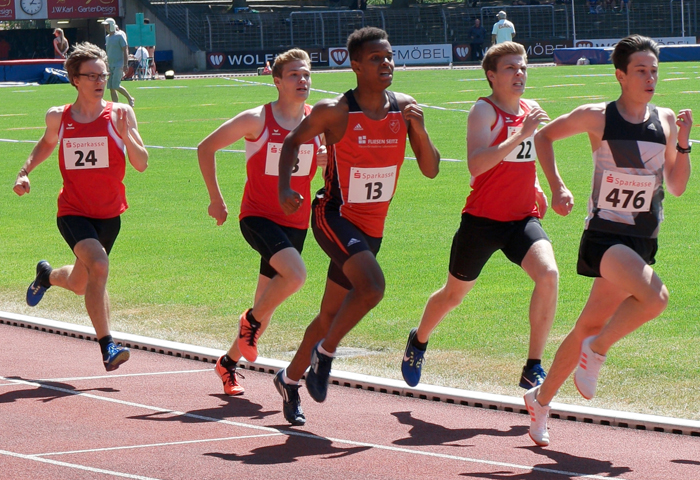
2, 376, 630, 480
34, 433, 284, 457
0, 449, 163, 480
39, 368, 212, 382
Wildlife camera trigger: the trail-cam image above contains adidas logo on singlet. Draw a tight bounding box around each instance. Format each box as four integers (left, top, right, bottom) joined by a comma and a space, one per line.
647, 123, 657, 131
353, 123, 363, 131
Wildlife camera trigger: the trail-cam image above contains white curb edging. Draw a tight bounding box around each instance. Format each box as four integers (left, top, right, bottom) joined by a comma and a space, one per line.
2, 310, 698, 436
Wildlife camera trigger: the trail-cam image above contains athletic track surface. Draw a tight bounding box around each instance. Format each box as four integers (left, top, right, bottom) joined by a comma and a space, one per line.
1, 319, 699, 480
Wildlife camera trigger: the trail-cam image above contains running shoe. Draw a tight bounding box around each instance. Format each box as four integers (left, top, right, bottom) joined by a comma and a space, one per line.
524, 386, 550, 447
26, 260, 52, 307
273, 370, 306, 426
305, 342, 333, 403
215, 355, 245, 396
519, 363, 547, 390
103, 343, 130, 372
574, 336, 606, 400
237, 309, 261, 362
401, 328, 425, 387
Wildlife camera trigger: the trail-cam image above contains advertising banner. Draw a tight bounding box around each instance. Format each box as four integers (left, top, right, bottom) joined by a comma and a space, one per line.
575, 36, 696, 47
47, 0, 119, 19
1, 0, 118, 20
207, 48, 330, 70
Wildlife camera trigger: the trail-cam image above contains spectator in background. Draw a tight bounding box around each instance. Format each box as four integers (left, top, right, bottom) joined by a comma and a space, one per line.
492, 11, 516, 45
143, 18, 157, 79
469, 18, 487, 62
0, 35, 10, 60
53, 28, 69, 59
103, 18, 135, 106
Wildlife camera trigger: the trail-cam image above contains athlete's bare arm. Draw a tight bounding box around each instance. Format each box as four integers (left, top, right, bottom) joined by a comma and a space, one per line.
467, 99, 549, 178
535, 103, 606, 216
197, 106, 266, 225
13, 107, 63, 196
114, 104, 148, 173
396, 93, 440, 179
660, 107, 692, 197
279, 96, 349, 215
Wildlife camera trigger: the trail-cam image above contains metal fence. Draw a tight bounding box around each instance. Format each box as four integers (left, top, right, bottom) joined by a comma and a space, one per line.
145, 1, 698, 52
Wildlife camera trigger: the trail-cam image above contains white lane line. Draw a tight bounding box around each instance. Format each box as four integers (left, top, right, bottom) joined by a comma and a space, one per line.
0, 449, 163, 480
40, 369, 211, 383
34, 434, 284, 457
2, 376, 629, 480
0, 138, 462, 162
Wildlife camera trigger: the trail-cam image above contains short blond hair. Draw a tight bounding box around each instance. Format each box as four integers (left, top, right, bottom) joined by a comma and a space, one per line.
64, 42, 108, 87
482, 41, 527, 88
272, 48, 311, 78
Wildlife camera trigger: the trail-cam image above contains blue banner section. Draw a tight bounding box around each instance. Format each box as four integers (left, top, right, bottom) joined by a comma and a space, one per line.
554, 45, 700, 65
0, 59, 65, 82
553, 47, 614, 65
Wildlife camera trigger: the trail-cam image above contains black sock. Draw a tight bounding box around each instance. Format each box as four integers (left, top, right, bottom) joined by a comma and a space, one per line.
247, 309, 261, 328
220, 354, 237, 369
411, 335, 428, 351
40, 266, 52, 288
99, 335, 114, 357
526, 359, 541, 369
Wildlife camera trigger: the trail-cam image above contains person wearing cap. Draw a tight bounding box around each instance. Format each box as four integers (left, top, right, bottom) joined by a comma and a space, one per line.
102, 18, 135, 107
492, 11, 516, 45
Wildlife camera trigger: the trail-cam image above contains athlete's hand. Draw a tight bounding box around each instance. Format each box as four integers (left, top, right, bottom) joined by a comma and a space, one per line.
316, 145, 328, 169
551, 186, 574, 217
403, 103, 426, 132
522, 107, 550, 137
535, 185, 548, 219
279, 188, 303, 216
208, 201, 228, 226
13, 174, 30, 196
676, 109, 693, 146
115, 107, 131, 141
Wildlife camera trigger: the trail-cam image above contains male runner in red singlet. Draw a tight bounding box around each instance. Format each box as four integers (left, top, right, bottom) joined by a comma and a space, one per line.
401, 41, 558, 392
274, 27, 441, 425
14, 42, 148, 372
198, 49, 324, 406
525, 35, 692, 447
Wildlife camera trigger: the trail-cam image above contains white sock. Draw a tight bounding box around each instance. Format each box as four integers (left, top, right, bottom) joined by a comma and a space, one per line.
317, 342, 335, 358
282, 369, 299, 386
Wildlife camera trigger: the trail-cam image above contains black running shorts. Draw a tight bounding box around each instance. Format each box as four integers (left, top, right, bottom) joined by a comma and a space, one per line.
57, 215, 121, 254
312, 200, 382, 290
449, 213, 550, 282
577, 229, 657, 278
239, 216, 307, 279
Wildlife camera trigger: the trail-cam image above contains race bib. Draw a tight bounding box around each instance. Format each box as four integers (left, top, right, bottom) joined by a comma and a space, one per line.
63, 137, 109, 170
597, 170, 655, 212
504, 127, 536, 163
264, 142, 313, 177
347, 166, 397, 203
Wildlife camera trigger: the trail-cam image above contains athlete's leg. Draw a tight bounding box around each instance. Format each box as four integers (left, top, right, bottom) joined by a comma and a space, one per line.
117, 86, 134, 107
416, 273, 475, 344
49, 260, 88, 296
536, 277, 628, 406
226, 247, 306, 361
319, 250, 385, 353
591, 244, 668, 355
520, 239, 559, 359
109, 88, 119, 103
285, 278, 348, 381
72, 238, 112, 339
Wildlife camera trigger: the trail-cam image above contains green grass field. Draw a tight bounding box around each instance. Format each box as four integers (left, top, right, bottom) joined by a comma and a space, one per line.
1, 63, 699, 419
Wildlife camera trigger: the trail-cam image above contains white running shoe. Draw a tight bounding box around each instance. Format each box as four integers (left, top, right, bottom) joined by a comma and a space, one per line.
524, 386, 550, 446
574, 336, 607, 400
